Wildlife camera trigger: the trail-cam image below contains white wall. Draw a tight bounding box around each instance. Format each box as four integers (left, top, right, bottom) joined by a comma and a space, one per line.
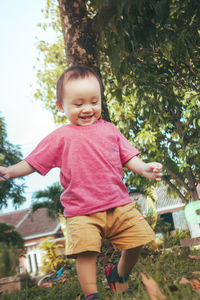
172, 210, 189, 230
25, 245, 42, 275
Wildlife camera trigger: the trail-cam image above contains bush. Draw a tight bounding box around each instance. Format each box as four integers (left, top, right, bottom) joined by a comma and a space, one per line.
39, 238, 66, 274
20, 273, 37, 289
0, 243, 19, 278
163, 229, 190, 248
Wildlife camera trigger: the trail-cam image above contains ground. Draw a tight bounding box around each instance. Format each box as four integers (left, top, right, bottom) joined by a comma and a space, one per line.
1, 245, 200, 300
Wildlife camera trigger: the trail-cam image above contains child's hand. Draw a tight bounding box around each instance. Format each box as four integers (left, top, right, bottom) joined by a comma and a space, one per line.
143, 162, 163, 181
0, 166, 9, 181
124, 157, 163, 181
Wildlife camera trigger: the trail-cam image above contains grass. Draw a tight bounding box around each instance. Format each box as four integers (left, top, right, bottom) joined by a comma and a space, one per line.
1, 246, 200, 300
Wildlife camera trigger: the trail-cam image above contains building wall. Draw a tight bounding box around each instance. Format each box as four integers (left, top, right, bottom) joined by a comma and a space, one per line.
19, 235, 65, 276
172, 209, 189, 230
25, 245, 41, 275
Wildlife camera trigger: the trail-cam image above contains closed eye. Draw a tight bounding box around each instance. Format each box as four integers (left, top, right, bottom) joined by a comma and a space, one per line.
74, 103, 82, 107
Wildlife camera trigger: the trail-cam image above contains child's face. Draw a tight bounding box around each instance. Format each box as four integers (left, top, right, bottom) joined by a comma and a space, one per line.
56, 75, 102, 126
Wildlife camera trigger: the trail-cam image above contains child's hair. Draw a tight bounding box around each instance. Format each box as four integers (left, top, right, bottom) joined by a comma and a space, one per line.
56, 65, 104, 104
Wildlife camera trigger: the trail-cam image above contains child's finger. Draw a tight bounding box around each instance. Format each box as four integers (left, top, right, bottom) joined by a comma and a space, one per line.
0, 167, 9, 182
153, 171, 162, 179
153, 169, 163, 175
155, 173, 163, 181
149, 163, 163, 171
153, 164, 163, 172
155, 163, 163, 170
155, 177, 162, 181
0, 174, 8, 182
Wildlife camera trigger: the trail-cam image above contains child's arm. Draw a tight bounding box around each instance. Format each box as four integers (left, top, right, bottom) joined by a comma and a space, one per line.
0, 160, 35, 181
124, 156, 163, 181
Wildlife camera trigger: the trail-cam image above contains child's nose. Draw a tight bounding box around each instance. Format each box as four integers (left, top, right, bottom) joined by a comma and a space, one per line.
82, 104, 92, 112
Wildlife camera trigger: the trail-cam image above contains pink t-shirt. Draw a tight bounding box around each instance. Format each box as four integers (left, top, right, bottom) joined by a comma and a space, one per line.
25, 120, 140, 217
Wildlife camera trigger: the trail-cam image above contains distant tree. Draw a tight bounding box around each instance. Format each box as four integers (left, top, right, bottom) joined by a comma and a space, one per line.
0, 223, 24, 278
0, 222, 24, 248
0, 116, 25, 209
31, 182, 64, 218
32, 183, 70, 251
0, 243, 20, 278
34, 0, 200, 202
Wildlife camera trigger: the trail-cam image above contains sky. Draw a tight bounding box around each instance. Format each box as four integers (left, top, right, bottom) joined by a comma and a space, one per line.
0, 0, 60, 213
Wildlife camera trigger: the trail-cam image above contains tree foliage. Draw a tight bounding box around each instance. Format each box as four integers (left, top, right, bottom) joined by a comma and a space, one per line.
31, 182, 64, 218
0, 223, 24, 278
34, 1, 67, 124
34, 0, 200, 202
38, 237, 64, 273
32, 183, 70, 252
0, 222, 24, 248
102, 0, 200, 202
0, 116, 25, 209
0, 243, 20, 278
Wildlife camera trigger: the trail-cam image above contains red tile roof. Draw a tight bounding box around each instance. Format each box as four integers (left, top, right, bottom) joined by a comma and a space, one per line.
0, 209, 29, 227
0, 208, 60, 239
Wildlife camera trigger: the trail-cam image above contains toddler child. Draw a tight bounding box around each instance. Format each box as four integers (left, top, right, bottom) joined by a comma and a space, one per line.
0, 65, 163, 300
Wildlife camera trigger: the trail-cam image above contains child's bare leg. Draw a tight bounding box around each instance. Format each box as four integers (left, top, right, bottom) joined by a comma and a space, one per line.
76, 251, 98, 298
115, 246, 142, 293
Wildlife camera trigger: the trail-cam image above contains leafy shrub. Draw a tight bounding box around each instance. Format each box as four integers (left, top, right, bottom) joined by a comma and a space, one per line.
0, 243, 19, 278
163, 229, 190, 248
20, 273, 37, 289
39, 238, 69, 274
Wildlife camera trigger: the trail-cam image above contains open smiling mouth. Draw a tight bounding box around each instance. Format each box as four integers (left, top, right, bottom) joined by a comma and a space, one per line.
79, 115, 93, 120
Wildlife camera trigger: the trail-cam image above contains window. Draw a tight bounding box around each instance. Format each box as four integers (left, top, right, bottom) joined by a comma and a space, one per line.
34, 253, 39, 272
28, 254, 33, 273
160, 213, 175, 231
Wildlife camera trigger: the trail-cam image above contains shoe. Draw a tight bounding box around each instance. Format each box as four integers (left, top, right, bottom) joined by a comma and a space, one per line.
85, 292, 99, 299
105, 264, 132, 295
105, 265, 116, 292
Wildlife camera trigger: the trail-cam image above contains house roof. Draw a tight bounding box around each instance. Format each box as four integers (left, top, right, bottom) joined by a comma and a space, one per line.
0, 209, 30, 228
155, 185, 184, 211
0, 208, 60, 239
130, 184, 185, 214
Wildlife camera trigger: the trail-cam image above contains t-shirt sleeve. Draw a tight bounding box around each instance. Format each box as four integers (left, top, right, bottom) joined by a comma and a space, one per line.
24, 131, 62, 175
113, 125, 140, 164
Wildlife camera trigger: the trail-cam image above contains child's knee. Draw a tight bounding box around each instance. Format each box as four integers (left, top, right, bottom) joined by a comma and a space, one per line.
124, 245, 143, 255
77, 251, 98, 260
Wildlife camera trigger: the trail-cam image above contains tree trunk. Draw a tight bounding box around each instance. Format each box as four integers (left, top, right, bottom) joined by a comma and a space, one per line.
58, 0, 110, 121
58, 0, 99, 69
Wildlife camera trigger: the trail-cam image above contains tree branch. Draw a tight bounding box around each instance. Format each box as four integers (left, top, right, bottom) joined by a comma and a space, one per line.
162, 176, 187, 203
157, 137, 180, 144
170, 110, 184, 141
163, 164, 190, 192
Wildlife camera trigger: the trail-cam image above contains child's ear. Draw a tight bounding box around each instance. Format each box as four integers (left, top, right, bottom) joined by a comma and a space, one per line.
56, 101, 64, 112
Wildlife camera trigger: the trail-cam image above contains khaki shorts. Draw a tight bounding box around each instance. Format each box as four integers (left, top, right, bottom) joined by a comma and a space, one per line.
66, 202, 155, 258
